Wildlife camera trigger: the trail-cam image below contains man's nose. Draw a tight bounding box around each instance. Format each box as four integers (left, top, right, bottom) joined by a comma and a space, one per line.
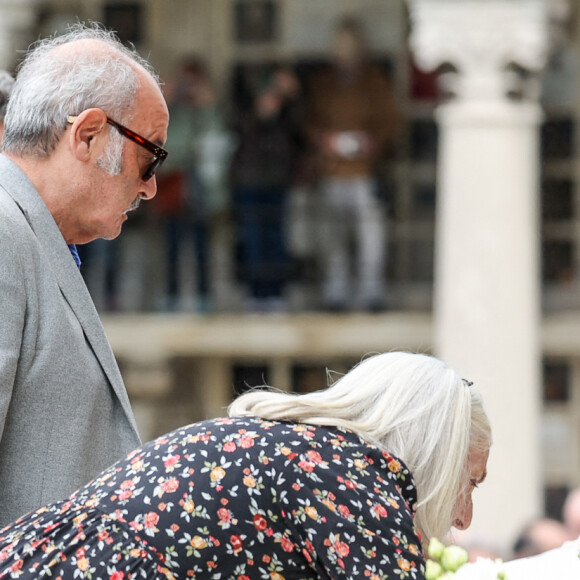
139, 175, 157, 200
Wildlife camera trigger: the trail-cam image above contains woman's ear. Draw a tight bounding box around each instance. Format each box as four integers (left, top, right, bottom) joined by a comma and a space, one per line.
68, 108, 107, 162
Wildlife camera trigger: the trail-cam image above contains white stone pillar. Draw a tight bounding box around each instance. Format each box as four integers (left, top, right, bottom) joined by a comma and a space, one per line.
408, 0, 549, 548
0, 0, 42, 70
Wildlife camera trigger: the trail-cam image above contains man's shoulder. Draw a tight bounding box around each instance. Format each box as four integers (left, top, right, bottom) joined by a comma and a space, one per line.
0, 156, 61, 249
0, 183, 33, 239
0, 179, 46, 277
0, 193, 30, 285
0, 154, 27, 187
0, 155, 43, 210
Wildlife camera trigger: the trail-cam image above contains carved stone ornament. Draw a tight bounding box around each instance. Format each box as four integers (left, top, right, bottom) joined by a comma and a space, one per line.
408, 0, 550, 102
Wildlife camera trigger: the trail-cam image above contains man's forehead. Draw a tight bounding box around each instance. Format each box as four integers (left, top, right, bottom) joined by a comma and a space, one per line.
132, 83, 169, 145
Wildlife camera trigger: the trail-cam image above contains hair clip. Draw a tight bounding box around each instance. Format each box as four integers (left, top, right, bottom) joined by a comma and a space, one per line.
462, 378, 474, 387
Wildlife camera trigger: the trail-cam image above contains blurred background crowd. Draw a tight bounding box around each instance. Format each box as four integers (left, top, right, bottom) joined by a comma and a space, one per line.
76, 15, 402, 315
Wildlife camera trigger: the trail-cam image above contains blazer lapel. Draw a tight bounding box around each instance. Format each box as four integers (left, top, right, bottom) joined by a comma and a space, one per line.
0, 155, 139, 435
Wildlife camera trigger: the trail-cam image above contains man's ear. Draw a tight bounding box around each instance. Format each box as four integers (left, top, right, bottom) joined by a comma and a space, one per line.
68, 108, 107, 161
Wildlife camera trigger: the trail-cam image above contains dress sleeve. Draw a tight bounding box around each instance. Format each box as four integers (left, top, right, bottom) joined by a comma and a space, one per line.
276, 440, 426, 579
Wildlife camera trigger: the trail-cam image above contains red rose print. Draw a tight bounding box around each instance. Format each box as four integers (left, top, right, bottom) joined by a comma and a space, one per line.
218, 508, 232, 523
338, 504, 351, 518
239, 436, 255, 449
280, 536, 294, 552
230, 535, 243, 554
164, 454, 180, 468
253, 514, 268, 531
373, 504, 388, 518
144, 512, 159, 529
334, 540, 350, 558
306, 450, 323, 463
161, 477, 180, 494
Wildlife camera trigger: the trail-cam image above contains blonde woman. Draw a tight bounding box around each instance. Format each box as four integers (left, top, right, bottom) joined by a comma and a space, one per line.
0, 352, 490, 579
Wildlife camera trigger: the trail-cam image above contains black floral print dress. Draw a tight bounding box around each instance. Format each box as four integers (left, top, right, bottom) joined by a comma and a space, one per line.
0, 417, 425, 579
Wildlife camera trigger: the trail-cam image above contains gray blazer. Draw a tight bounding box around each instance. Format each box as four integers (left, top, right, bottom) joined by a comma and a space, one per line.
0, 154, 141, 526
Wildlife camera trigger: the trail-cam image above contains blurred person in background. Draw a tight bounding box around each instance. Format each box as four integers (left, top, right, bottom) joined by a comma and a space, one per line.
0, 70, 14, 143
231, 65, 302, 312
155, 60, 234, 313
0, 24, 168, 525
503, 517, 580, 579
457, 539, 505, 563
0, 352, 490, 578
511, 517, 571, 559
563, 487, 580, 540
306, 16, 401, 311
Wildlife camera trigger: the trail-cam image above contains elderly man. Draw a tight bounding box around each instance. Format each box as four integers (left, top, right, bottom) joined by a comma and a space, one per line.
0, 70, 14, 142
0, 25, 169, 525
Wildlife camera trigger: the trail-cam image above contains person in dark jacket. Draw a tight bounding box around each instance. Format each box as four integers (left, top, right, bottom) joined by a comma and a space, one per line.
232, 69, 303, 311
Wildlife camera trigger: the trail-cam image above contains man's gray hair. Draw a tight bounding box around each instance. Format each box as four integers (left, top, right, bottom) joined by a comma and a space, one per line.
2, 22, 160, 157
0, 71, 15, 121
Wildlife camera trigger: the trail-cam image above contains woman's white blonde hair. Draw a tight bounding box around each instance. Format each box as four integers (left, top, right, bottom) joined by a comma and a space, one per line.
228, 351, 491, 542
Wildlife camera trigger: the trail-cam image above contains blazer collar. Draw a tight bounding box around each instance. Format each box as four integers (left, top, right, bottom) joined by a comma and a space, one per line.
0, 154, 139, 434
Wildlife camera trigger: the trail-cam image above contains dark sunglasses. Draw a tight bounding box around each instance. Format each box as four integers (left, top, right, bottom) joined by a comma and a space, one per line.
67, 115, 168, 181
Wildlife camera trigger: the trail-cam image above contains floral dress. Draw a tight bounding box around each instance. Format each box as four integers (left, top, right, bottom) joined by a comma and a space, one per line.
0, 417, 425, 579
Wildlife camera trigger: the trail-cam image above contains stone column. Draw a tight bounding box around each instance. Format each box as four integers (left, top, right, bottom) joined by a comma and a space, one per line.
408, 0, 549, 548
0, 0, 42, 70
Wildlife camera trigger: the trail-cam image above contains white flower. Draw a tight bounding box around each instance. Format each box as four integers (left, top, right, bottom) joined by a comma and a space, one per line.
502, 535, 580, 580
453, 558, 505, 580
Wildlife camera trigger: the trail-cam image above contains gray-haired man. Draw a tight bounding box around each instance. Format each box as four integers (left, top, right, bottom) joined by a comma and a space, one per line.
0, 25, 169, 525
